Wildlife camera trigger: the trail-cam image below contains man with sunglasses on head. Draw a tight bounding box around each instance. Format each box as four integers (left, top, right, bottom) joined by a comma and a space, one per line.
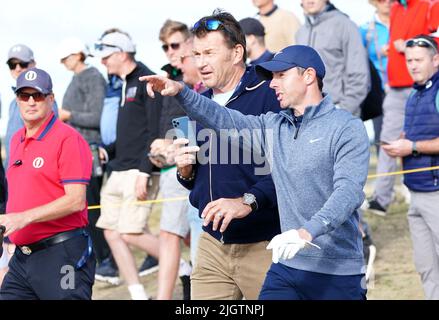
147, 10, 281, 300
0, 68, 95, 300
93, 29, 176, 300
364, 0, 431, 216
142, 43, 370, 300
381, 35, 439, 300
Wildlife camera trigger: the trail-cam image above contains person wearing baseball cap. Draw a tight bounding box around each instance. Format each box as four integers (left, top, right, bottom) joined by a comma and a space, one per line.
56, 37, 107, 282
4, 45, 59, 170
93, 29, 165, 300
141, 44, 370, 299
0, 68, 95, 300
239, 17, 274, 66
92, 31, 136, 59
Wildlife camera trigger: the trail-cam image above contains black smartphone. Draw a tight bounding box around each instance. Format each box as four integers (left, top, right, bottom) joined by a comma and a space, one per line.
0, 225, 5, 257
172, 116, 197, 147
374, 141, 390, 146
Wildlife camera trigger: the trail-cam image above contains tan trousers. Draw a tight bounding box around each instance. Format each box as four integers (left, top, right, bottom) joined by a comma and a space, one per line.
191, 232, 271, 300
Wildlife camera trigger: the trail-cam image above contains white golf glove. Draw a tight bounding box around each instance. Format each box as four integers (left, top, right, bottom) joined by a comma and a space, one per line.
266, 229, 321, 263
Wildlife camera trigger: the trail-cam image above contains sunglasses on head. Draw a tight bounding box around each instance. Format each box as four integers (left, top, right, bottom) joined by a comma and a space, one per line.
192, 18, 239, 45
17, 92, 49, 102
162, 42, 181, 52
192, 18, 224, 32
94, 42, 123, 52
7, 60, 30, 70
406, 38, 438, 53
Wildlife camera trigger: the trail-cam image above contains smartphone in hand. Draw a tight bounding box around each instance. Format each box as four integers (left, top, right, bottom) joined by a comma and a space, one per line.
172, 116, 197, 147
374, 141, 390, 146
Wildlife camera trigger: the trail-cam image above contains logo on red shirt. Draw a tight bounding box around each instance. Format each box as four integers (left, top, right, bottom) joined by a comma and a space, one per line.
33, 157, 44, 169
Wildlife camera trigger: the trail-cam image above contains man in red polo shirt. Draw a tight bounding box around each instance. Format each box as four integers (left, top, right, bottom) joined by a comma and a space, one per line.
0, 68, 95, 300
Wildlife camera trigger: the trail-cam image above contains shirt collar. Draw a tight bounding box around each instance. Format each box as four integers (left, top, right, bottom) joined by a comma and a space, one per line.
259, 4, 278, 17
21, 112, 56, 142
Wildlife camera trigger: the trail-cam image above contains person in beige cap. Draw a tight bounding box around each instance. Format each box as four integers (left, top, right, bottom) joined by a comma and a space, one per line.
57, 37, 108, 284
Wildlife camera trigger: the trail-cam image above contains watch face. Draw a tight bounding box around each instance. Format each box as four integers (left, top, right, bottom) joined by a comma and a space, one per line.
244, 193, 255, 204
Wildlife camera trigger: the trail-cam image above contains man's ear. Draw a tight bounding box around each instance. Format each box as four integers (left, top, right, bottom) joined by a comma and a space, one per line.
233, 44, 245, 65
433, 53, 439, 69
304, 68, 317, 86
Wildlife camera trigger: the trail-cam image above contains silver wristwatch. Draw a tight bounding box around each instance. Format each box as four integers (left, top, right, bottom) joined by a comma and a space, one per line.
242, 193, 258, 211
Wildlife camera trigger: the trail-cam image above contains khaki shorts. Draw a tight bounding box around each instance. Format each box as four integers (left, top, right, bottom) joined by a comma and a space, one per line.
159, 167, 190, 237
97, 169, 160, 234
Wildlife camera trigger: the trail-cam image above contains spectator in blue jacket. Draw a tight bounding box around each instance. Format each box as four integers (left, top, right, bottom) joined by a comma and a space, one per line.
158, 10, 281, 300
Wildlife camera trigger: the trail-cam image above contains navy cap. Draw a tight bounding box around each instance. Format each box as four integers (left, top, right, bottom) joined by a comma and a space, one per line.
239, 18, 265, 37
256, 45, 326, 80
15, 68, 53, 95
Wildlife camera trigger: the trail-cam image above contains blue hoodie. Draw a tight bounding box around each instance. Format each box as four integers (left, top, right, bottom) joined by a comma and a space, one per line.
176, 86, 370, 276
177, 67, 281, 244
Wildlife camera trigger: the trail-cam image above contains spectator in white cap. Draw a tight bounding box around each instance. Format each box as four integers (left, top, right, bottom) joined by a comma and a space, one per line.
57, 37, 108, 282
93, 29, 164, 300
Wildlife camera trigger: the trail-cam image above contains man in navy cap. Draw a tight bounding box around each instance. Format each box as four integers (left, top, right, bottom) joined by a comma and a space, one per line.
141, 44, 370, 300
0, 68, 95, 300
239, 17, 274, 66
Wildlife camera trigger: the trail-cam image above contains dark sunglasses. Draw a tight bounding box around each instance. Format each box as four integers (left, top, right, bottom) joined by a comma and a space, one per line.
406, 38, 438, 53
162, 42, 181, 52
17, 92, 49, 102
7, 60, 30, 70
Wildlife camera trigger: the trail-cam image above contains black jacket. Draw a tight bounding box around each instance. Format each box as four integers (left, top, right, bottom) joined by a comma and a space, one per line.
104, 62, 183, 173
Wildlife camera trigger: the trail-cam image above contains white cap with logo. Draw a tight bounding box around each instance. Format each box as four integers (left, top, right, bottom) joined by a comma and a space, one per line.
93, 32, 136, 58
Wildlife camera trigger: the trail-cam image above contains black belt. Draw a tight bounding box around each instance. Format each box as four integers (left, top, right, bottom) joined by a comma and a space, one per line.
18, 228, 87, 256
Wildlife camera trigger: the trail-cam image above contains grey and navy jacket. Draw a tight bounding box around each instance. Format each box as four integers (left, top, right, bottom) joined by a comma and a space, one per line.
296, 3, 369, 117
403, 71, 439, 192
175, 86, 370, 276
177, 67, 281, 244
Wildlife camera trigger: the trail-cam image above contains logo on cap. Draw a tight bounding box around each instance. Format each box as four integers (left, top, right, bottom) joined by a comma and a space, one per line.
33, 157, 44, 169
274, 51, 283, 58
11, 46, 22, 53
25, 71, 37, 81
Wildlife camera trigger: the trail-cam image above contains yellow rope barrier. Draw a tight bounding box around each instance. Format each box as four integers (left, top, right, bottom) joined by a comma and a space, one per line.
87, 196, 188, 211
85, 166, 439, 211
367, 166, 439, 179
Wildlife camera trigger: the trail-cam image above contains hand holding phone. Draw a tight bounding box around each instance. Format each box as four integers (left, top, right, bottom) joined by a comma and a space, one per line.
172, 116, 197, 147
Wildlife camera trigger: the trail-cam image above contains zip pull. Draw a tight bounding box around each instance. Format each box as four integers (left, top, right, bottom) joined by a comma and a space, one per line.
220, 233, 224, 244
434, 178, 438, 187
294, 126, 300, 140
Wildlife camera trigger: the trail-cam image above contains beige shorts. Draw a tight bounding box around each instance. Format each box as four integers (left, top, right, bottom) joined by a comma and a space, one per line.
159, 167, 190, 237
97, 169, 160, 234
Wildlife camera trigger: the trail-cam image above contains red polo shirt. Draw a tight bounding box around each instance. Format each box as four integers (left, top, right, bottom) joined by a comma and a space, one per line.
6, 113, 92, 246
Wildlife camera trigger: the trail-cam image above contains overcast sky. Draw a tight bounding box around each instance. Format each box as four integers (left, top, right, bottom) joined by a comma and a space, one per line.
0, 0, 375, 136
